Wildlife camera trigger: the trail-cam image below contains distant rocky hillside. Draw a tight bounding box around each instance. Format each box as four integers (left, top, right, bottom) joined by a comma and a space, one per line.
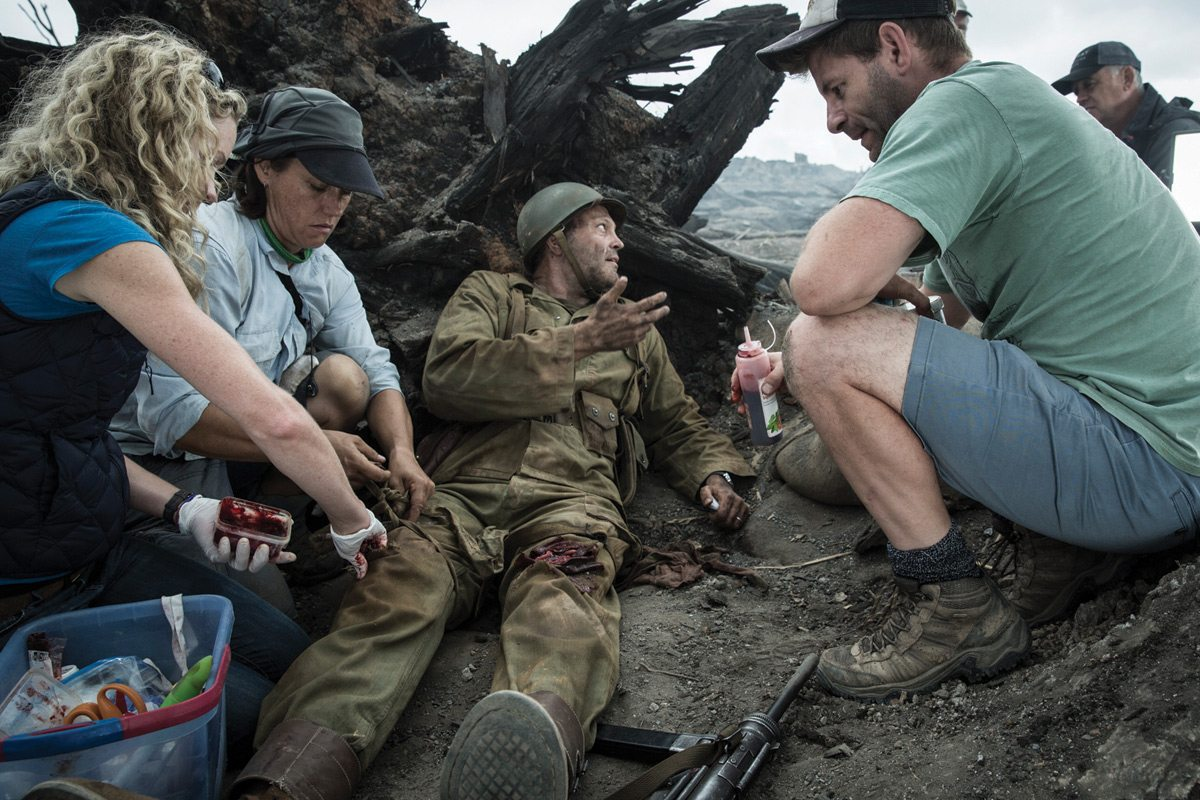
690, 154, 861, 270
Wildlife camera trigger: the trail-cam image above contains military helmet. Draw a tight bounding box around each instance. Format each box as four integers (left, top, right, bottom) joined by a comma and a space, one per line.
517, 182, 626, 266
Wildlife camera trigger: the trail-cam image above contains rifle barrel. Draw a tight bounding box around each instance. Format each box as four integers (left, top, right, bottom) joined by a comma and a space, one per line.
766, 652, 820, 722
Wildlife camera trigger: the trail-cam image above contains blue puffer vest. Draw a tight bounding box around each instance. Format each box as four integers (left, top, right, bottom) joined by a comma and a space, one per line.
0, 178, 147, 579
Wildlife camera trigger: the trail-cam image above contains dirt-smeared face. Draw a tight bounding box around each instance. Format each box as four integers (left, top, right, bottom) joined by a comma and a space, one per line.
255, 158, 353, 254
565, 205, 624, 295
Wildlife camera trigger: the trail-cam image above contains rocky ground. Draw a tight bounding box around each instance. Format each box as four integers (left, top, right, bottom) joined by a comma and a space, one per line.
288, 295, 1200, 800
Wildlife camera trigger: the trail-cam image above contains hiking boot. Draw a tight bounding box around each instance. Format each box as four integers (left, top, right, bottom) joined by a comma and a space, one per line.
816, 575, 1030, 702
440, 690, 585, 800
21, 780, 155, 800
1003, 525, 1132, 627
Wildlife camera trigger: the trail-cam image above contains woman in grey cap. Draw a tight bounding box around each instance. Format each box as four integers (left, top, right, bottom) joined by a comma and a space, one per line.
222, 87, 433, 519
107, 85, 432, 572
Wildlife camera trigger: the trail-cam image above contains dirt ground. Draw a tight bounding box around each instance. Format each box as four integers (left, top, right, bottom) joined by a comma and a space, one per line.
290, 301, 1200, 800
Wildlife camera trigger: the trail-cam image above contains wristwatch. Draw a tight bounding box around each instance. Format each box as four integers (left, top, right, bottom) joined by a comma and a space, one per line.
713, 471, 734, 486
162, 489, 198, 525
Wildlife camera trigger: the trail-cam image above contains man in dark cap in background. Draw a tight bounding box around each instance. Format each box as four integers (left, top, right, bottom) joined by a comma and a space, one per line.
754, 0, 1200, 702
112, 86, 433, 601
1053, 41, 1200, 187
953, 0, 970, 35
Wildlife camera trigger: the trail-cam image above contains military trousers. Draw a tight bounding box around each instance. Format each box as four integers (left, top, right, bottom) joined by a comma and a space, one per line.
255, 475, 630, 767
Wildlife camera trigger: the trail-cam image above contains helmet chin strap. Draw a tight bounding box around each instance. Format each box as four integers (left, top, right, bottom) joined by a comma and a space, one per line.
552, 228, 602, 302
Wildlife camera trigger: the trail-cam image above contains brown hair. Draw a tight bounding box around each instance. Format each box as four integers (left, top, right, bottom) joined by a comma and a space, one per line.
233, 156, 296, 219
774, 17, 970, 75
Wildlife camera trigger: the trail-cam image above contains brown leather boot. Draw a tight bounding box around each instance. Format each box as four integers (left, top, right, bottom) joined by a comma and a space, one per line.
230, 718, 361, 800
20, 780, 154, 800
439, 690, 586, 799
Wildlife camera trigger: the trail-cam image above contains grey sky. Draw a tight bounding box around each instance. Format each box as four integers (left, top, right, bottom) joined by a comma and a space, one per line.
4, 0, 1197, 171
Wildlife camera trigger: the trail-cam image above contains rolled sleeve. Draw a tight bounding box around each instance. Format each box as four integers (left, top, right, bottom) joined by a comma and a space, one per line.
312, 276, 401, 397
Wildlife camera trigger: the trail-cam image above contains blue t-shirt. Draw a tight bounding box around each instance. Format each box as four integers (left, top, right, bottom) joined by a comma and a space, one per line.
0, 199, 158, 320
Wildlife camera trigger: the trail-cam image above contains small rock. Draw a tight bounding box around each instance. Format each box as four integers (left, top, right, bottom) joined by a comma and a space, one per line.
649, 702, 661, 712
823, 743, 855, 759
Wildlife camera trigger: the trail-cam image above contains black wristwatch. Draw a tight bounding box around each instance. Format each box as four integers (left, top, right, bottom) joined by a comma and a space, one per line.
163, 489, 198, 525
715, 471, 734, 486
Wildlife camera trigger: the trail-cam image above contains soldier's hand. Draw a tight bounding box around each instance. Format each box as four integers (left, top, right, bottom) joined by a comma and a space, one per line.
699, 473, 749, 531
574, 277, 669, 358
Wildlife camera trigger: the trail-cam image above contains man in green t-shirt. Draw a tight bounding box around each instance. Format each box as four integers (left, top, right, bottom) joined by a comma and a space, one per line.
755, 0, 1200, 702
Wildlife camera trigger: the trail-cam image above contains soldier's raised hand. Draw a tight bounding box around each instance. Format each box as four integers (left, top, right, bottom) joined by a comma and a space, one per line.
574, 276, 670, 358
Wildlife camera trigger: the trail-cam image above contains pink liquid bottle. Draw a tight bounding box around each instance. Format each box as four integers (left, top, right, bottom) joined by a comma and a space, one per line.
736, 326, 783, 446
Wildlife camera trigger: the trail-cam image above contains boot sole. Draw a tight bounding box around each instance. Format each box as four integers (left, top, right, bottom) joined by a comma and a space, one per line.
439, 690, 569, 800
816, 618, 1032, 703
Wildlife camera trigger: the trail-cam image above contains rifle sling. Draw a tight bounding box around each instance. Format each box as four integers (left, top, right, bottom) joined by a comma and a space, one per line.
600, 737, 724, 800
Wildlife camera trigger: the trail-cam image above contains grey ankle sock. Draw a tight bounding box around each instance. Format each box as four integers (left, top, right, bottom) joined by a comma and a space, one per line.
887, 523, 981, 583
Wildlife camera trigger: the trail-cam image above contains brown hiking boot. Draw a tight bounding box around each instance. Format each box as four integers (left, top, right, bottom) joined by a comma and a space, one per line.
1000, 525, 1132, 627
440, 690, 585, 800
230, 718, 361, 800
816, 575, 1030, 702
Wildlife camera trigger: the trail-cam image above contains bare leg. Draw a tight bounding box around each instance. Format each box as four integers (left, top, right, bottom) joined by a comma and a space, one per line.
260, 355, 370, 495
784, 306, 947, 550
305, 353, 370, 431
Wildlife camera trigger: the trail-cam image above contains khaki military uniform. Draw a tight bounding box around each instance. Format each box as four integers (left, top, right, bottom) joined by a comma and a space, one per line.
256, 271, 751, 764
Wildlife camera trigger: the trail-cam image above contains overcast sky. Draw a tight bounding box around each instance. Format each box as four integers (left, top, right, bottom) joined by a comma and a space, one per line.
3, 0, 1197, 172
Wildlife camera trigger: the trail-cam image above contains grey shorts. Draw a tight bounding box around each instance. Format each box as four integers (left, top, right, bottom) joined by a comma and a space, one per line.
902, 318, 1200, 553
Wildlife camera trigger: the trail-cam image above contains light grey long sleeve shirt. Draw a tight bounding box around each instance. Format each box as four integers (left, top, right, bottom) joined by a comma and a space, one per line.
110, 199, 400, 458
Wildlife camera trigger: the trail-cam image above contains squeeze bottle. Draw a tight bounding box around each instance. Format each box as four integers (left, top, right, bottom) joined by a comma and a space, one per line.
736, 327, 783, 446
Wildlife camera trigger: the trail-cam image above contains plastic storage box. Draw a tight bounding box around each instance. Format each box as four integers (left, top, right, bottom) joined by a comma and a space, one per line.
0, 595, 232, 800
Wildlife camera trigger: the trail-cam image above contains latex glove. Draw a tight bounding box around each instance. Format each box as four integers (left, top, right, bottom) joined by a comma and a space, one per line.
330, 510, 388, 580
177, 496, 270, 573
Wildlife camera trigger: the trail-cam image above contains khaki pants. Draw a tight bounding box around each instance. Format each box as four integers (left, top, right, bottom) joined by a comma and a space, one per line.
255, 477, 630, 766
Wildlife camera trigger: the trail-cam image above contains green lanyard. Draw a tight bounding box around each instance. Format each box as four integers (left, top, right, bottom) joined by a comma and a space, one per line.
258, 218, 311, 264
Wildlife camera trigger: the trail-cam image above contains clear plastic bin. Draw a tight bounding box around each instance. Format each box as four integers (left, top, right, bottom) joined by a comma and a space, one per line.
0, 595, 232, 800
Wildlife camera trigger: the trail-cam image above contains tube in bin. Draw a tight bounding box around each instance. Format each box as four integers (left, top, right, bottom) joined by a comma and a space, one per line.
735, 327, 783, 446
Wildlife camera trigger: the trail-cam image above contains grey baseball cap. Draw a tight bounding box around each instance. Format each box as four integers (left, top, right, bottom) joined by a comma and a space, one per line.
956, 0, 971, 16
757, 0, 954, 71
1051, 42, 1142, 95
234, 86, 384, 198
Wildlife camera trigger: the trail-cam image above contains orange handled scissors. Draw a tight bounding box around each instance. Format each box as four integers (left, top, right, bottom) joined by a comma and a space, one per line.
65, 682, 147, 724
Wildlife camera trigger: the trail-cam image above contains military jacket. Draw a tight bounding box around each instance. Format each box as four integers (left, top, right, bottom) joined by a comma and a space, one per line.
422, 271, 750, 508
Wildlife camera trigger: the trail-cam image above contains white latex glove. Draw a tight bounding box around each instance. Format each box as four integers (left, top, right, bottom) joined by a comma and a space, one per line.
177, 495, 271, 573
330, 510, 388, 580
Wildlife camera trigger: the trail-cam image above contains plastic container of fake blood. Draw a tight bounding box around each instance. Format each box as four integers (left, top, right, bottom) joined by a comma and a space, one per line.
214, 497, 292, 559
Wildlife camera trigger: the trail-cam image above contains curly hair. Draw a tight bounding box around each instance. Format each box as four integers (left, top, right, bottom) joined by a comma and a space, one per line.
0, 23, 246, 298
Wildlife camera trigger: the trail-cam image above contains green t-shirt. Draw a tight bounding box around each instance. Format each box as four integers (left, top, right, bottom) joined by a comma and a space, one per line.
850, 60, 1200, 475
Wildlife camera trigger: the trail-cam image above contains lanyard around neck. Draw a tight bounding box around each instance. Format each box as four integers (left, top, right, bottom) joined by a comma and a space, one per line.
258, 217, 312, 264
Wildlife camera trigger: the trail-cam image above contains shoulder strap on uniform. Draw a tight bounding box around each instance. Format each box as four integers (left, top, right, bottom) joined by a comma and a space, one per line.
503, 276, 529, 340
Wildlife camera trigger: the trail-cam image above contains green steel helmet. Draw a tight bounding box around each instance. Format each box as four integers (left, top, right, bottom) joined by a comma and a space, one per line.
517, 182, 626, 266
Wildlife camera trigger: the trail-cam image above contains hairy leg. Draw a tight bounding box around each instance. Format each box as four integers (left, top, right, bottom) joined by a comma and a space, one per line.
784, 307, 948, 549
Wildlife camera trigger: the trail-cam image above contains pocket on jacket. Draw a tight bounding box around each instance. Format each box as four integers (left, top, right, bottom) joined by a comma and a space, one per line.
577, 390, 619, 456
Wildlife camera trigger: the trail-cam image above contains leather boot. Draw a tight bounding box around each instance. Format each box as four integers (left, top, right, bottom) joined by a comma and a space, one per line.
20, 780, 155, 800
230, 718, 361, 800
439, 690, 586, 800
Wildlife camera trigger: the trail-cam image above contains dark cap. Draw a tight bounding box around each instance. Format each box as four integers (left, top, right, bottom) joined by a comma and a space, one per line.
234, 86, 384, 199
756, 0, 954, 72
1051, 42, 1141, 95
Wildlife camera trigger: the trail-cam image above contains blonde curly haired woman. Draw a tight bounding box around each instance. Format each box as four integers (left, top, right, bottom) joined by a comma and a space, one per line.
0, 25, 387, 772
